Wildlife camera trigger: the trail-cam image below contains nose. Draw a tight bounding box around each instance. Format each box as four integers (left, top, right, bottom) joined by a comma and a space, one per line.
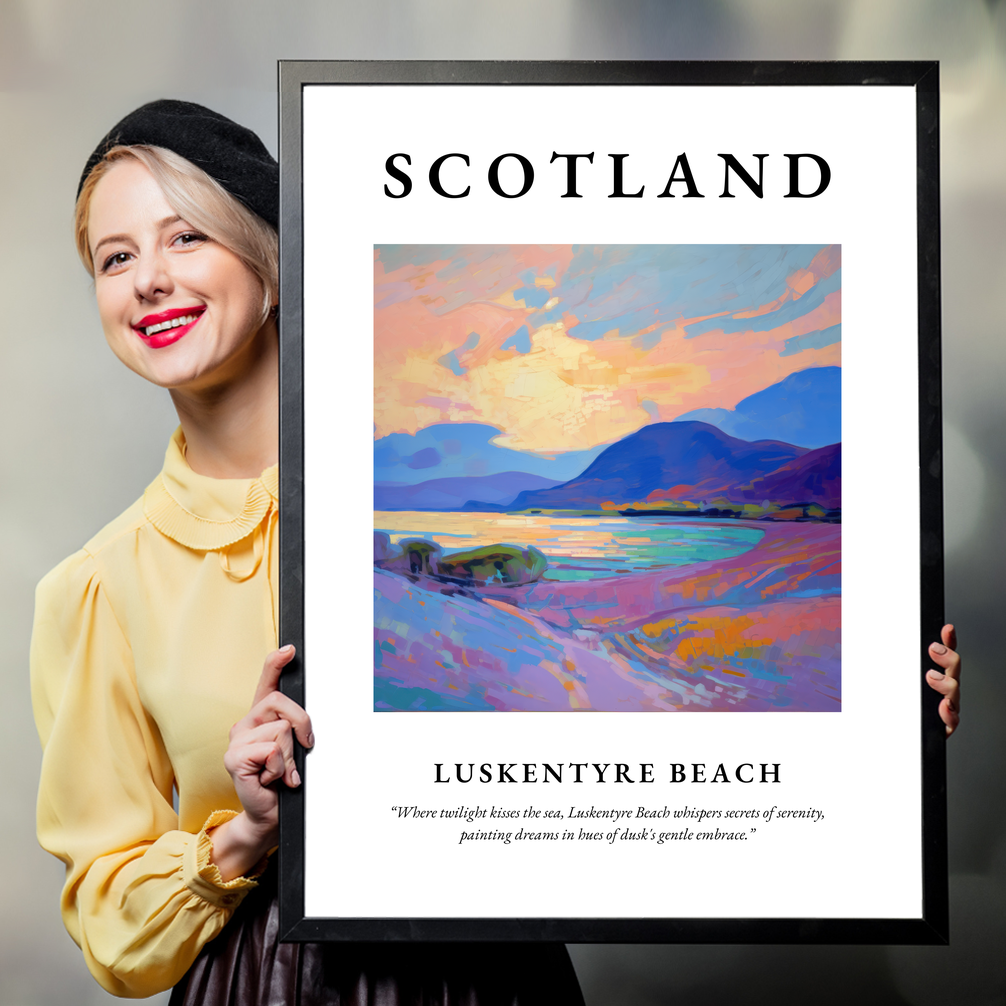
133, 247, 173, 303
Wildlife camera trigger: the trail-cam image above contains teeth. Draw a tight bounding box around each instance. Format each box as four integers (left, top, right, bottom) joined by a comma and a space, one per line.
142, 313, 199, 337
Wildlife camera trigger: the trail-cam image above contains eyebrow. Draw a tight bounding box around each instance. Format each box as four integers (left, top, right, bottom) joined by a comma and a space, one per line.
91, 215, 185, 258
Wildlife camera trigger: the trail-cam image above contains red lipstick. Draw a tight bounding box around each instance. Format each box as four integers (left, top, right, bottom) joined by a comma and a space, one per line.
132, 306, 205, 349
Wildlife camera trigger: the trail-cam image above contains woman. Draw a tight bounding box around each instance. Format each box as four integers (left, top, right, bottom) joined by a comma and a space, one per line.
31, 100, 586, 1003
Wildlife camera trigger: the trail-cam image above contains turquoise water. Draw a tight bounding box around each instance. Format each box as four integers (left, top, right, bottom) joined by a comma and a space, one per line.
538, 520, 764, 581
375, 511, 764, 582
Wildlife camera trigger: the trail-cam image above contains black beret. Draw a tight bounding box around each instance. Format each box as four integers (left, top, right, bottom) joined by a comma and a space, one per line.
77, 99, 278, 228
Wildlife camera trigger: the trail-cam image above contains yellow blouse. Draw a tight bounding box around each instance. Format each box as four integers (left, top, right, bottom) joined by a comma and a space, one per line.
31, 428, 279, 998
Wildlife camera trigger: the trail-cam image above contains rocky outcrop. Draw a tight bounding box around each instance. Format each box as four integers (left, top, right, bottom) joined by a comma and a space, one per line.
436, 544, 548, 586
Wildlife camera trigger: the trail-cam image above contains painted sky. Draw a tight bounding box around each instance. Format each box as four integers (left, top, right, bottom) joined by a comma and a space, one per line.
375, 244, 841, 478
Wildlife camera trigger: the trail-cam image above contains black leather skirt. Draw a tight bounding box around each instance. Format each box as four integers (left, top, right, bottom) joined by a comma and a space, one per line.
169, 869, 585, 1006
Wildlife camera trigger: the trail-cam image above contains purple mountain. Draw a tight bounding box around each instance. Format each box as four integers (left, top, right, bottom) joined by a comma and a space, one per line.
729, 443, 841, 508
496, 422, 808, 511
375, 472, 563, 511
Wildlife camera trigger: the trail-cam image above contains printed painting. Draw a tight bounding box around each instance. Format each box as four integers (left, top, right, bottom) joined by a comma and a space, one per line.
374, 245, 841, 712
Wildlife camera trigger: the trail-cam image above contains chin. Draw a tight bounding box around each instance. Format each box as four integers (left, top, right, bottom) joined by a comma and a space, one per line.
110, 322, 271, 393
122, 353, 218, 391
154, 369, 208, 391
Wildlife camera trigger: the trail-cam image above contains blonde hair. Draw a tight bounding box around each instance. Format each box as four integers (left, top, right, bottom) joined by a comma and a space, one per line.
75, 145, 278, 323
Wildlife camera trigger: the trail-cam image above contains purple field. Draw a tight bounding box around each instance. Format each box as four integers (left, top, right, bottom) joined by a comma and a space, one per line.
374, 521, 840, 712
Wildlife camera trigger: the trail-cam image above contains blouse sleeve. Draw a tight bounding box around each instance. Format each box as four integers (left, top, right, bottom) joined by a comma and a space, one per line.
31, 549, 262, 998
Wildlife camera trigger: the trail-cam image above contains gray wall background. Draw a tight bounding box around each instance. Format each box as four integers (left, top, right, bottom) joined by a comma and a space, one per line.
2, 2, 1003, 1003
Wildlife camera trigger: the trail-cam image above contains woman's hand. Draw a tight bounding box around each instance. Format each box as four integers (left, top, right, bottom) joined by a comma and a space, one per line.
209, 645, 314, 881
926, 624, 961, 738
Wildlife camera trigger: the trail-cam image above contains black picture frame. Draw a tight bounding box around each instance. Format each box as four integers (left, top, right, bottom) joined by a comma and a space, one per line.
277, 60, 945, 945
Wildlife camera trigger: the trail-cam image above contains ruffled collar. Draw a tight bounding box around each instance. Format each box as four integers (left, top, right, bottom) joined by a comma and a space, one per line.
143, 428, 278, 551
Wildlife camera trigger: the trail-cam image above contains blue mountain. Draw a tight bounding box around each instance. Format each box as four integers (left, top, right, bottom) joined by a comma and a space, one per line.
375, 472, 563, 511
482, 422, 808, 511
675, 366, 840, 449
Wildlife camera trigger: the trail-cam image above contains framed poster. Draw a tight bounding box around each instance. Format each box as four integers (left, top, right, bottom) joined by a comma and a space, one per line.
277, 61, 946, 943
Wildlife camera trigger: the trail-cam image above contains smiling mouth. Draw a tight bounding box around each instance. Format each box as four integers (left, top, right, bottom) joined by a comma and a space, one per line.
135, 307, 206, 338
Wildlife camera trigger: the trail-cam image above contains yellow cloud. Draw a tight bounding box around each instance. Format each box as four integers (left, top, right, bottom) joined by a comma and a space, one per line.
376, 319, 718, 451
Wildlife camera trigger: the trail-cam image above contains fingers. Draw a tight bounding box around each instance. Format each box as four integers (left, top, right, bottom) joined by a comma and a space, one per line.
253, 740, 288, 788
244, 644, 314, 750
248, 719, 299, 788
929, 689, 960, 737
941, 623, 957, 653
925, 667, 959, 706
928, 634, 961, 682
224, 645, 313, 803
225, 740, 288, 788
926, 666, 960, 737
926, 625, 961, 737
233, 689, 314, 750
252, 644, 297, 707
940, 697, 960, 737
227, 720, 301, 788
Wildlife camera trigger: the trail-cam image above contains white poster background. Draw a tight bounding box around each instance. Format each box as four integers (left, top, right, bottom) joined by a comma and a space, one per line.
301, 85, 920, 920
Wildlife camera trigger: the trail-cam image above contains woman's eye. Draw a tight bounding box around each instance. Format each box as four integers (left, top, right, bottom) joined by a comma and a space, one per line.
101, 251, 132, 273
173, 231, 208, 248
